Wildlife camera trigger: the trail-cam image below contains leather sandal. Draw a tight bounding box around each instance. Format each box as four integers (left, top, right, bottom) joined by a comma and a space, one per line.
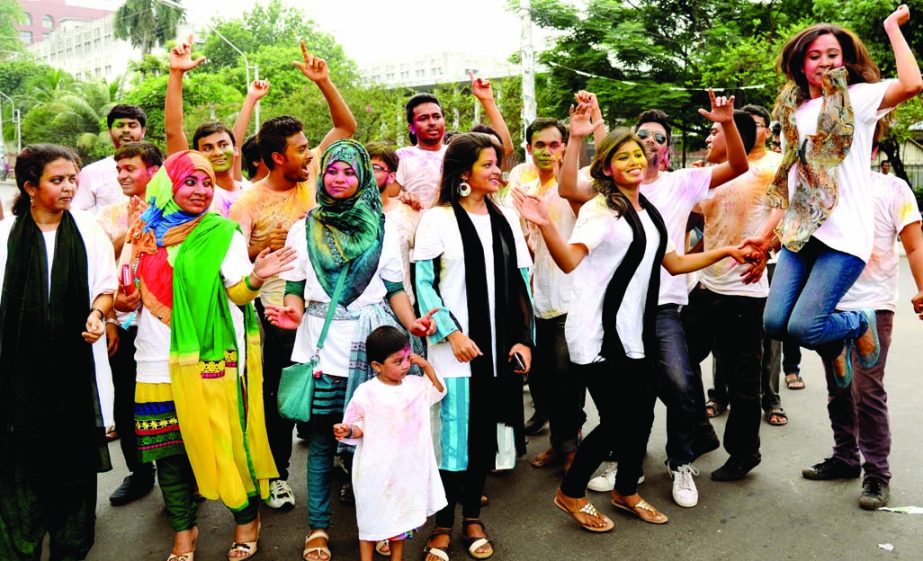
374, 539, 391, 556
303, 529, 331, 561
423, 528, 451, 561
553, 493, 614, 532
610, 491, 668, 525
168, 554, 194, 561
461, 520, 494, 559
228, 521, 260, 560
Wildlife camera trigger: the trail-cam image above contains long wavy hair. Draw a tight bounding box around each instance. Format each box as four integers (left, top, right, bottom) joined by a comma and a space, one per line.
436, 132, 503, 207
589, 128, 647, 217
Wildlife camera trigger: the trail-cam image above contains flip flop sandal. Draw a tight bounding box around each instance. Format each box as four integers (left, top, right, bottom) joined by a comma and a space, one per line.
530, 449, 562, 468
303, 529, 331, 561
423, 528, 451, 561
553, 495, 615, 532
705, 400, 727, 418
374, 539, 391, 556
766, 408, 788, 426
610, 495, 669, 525
785, 373, 805, 390
461, 520, 494, 559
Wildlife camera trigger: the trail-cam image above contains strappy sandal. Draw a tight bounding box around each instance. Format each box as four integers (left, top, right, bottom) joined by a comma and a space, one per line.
229, 521, 261, 560
610, 492, 668, 525
423, 528, 451, 561
461, 520, 494, 559
553, 493, 614, 532
168, 554, 194, 561
374, 539, 391, 556
303, 529, 331, 561
705, 399, 727, 418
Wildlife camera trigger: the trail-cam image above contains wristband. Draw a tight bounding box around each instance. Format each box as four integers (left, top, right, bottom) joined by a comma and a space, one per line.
345, 426, 353, 439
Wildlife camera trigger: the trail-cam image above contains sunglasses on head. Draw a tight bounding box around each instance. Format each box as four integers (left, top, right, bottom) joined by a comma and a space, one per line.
372, 164, 391, 173
637, 130, 667, 145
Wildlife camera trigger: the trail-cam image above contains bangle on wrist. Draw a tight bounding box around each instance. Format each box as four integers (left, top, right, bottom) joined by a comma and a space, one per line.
105, 318, 120, 326
251, 270, 265, 282
91, 308, 104, 320
345, 426, 353, 439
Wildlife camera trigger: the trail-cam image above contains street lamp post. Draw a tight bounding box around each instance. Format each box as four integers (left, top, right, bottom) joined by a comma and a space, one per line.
0, 91, 20, 158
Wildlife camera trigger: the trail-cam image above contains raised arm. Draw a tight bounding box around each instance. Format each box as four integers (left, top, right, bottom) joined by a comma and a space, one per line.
880, 5, 923, 110
698, 89, 748, 188
470, 71, 515, 159
232, 79, 270, 181
557, 102, 604, 208
576, 90, 608, 147
165, 35, 205, 155
293, 40, 357, 156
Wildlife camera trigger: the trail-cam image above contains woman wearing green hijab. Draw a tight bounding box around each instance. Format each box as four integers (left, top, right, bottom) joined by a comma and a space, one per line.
266, 139, 436, 561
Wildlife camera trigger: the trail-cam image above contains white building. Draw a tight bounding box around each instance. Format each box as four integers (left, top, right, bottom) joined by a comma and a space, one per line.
361, 51, 519, 89
28, 14, 196, 83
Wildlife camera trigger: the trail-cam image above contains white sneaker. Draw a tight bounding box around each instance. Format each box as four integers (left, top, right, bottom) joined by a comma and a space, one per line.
264, 479, 296, 510
669, 463, 699, 507
588, 461, 618, 492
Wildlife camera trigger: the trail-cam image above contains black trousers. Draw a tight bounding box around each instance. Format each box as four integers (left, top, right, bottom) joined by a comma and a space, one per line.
561, 358, 657, 498
109, 325, 153, 478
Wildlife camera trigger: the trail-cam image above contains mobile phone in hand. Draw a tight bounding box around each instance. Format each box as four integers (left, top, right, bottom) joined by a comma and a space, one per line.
120, 264, 135, 295
511, 351, 526, 372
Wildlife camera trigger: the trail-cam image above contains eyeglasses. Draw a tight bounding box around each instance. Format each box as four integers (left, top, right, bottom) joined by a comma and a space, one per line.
637, 129, 667, 145
372, 164, 391, 173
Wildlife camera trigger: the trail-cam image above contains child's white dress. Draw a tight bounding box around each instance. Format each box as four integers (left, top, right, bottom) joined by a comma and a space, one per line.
342, 375, 448, 541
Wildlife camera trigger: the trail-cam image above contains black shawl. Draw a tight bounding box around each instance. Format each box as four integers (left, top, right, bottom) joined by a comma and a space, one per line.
599, 194, 668, 364
452, 200, 534, 457
0, 211, 110, 481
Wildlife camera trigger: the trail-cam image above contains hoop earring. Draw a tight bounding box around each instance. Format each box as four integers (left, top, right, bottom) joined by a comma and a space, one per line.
458, 181, 471, 197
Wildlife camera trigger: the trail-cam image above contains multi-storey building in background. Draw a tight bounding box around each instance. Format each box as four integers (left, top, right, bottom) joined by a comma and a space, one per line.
14, 0, 111, 46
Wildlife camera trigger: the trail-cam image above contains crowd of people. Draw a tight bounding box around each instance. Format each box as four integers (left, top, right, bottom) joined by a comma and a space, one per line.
1, 5, 922, 561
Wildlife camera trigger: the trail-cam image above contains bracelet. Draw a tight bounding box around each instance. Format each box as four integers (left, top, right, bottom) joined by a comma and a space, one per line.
91, 308, 105, 320
251, 269, 265, 282
345, 426, 353, 439
105, 318, 120, 326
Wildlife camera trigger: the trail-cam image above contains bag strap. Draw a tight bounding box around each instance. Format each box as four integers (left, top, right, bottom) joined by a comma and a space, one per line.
315, 266, 350, 352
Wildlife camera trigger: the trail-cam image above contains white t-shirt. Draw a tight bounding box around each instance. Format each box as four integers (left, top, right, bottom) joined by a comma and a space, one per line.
0, 210, 118, 425
133, 231, 253, 383
281, 220, 404, 377
74, 156, 126, 214
640, 167, 713, 306
785, 80, 894, 262
412, 204, 532, 378
838, 172, 921, 312
524, 177, 576, 318
210, 182, 246, 218
565, 195, 672, 364
698, 151, 781, 298
395, 145, 447, 210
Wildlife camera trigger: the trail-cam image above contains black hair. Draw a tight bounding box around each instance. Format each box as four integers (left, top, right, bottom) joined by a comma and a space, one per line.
365, 141, 399, 173
880, 159, 891, 170
470, 124, 502, 146
257, 116, 304, 170
436, 132, 502, 206
13, 144, 81, 216
241, 134, 261, 179
741, 104, 771, 127
114, 141, 163, 168
107, 104, 147, 129
526, 117, 569, 145
634, 109, 672, 146
589, 128, 644, 217
405, 93, 442, 145
192, 121, 237, 150
366, 326, 410, 365
732, 109, 758, 154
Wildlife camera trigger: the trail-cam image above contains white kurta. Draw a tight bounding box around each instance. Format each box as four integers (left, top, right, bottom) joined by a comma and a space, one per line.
341, 375, 447, 541
0, 210, 118, 424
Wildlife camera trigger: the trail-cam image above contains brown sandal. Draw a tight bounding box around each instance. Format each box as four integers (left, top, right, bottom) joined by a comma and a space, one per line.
610, 492, 668, 525
423, 528, 451, 561
553, 492, 614, 532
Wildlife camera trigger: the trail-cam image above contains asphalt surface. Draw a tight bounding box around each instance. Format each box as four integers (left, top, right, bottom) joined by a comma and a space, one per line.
8, 175, 921, 561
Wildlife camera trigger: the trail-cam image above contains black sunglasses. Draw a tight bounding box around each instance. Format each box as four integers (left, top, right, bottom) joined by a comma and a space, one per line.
637, 129, 667, 145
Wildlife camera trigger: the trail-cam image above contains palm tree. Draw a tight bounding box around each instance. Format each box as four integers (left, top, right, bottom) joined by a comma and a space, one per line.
113, 0, 185, 55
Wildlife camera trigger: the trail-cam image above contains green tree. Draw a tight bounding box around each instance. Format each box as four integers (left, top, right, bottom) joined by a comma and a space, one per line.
0, 0, 25, 58
114, 0, 186, 55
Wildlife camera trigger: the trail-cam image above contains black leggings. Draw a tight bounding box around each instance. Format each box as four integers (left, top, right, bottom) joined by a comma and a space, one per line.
561, 358, 657, 498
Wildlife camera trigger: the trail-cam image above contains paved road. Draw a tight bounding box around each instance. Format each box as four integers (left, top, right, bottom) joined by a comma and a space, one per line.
41, 251, 923, 560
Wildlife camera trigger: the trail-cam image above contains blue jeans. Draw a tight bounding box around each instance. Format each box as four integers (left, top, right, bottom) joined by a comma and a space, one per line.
655, 305, 718, 468
763, 238, 868, 359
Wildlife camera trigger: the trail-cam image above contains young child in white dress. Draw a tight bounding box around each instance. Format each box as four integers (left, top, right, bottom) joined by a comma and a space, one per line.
334, 326, 447, 561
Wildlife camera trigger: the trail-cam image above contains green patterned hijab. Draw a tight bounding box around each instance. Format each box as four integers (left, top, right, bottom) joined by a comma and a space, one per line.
308, 139, 385, 305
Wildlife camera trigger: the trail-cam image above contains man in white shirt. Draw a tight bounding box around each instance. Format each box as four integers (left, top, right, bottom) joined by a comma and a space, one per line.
806, 171, 923, 510
72, 104, 147, 214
